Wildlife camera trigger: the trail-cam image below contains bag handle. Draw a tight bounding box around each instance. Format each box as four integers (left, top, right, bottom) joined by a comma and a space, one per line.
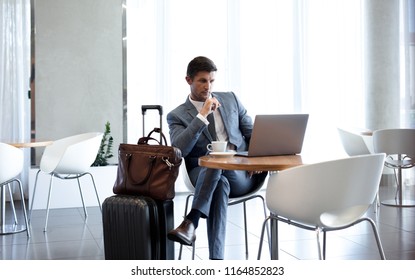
123, 153, 157, 186
138, 137, 161, 145
138, 128, 168, 146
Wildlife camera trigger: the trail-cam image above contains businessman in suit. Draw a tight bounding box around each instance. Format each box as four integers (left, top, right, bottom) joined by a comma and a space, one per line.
167, 56, 266, 259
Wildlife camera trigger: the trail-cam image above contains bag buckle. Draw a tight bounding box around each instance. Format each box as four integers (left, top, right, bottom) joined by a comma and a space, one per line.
162, 157, 174, 170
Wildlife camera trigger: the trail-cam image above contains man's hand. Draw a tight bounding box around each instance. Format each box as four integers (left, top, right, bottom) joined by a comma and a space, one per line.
248, 171, 265, 178
200, 97, 221, 117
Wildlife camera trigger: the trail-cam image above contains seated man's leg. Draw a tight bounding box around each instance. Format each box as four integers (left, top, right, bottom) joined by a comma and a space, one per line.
190, 167, 222, 217
206, 175, 230, 260
224, 170, 267, 198
206, 170, 266, 259
167, 167, 222, 246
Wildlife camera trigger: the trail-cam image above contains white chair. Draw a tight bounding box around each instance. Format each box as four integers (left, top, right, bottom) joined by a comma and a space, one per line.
0, 143, 30, 237
29, 132, 103, 231
178, 163, 269, 259
337, 127, 380, 210
373, 128, 415, 207
337, 128, 371, 156
257, 153, 386, 260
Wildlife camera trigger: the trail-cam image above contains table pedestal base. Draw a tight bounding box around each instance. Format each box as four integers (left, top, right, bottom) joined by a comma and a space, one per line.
270, 217, 279, 260
381, 199, 415, 207
381, 165, 415, 207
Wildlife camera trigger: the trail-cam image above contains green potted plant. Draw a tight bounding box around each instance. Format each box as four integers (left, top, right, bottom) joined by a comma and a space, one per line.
93, 121, 114, 166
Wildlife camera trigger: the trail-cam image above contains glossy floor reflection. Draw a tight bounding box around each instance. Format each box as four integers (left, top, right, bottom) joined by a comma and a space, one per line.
1, 184, 414, 260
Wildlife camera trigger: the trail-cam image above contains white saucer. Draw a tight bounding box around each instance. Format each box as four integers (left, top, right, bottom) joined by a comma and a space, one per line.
209, 151, 236, 157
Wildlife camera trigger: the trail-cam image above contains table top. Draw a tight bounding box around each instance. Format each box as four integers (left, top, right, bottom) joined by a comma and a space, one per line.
198, 154, 305, 172
6, 140, 53, 148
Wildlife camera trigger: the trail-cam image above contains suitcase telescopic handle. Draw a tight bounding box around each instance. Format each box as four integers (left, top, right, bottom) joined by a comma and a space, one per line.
142, 105, 163, 115
141, 105, 163, 143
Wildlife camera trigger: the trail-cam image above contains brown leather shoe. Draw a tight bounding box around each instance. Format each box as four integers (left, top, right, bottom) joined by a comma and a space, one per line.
167, 219, 196, 246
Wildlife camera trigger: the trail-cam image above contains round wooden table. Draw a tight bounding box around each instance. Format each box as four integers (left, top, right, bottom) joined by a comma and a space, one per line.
7, 140, 53, 148
198, 154, 304, 172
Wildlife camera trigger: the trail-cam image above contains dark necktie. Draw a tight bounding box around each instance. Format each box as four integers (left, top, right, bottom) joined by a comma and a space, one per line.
207, 113, 217, 140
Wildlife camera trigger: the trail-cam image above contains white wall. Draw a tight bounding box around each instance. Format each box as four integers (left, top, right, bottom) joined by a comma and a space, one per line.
34, 0, 123, 164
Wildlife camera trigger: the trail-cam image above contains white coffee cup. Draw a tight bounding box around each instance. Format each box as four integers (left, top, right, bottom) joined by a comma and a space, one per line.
207, 141, 227, 153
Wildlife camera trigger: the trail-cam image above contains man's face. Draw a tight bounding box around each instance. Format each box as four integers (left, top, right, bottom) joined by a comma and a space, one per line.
187, 71, 216, 102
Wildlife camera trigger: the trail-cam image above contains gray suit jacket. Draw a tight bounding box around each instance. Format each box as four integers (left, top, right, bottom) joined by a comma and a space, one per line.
167, 92, 253, 171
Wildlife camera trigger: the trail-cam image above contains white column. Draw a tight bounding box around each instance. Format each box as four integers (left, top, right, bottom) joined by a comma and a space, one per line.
363, 0, 401, 130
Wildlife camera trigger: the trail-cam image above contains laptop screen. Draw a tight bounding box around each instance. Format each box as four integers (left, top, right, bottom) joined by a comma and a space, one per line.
237, 114, 309, 157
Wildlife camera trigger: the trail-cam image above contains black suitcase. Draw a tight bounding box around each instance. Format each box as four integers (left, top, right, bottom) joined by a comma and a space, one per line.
102, 195, 174, 260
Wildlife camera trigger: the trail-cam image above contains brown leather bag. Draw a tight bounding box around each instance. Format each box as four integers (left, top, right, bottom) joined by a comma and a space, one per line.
113, 128, 182, 200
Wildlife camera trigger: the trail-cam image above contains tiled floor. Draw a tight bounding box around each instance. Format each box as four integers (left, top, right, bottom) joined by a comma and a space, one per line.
1, 184, 415, 260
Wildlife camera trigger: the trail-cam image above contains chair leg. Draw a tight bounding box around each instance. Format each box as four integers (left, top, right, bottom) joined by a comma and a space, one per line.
76, 177, 88, 219
7, 183, 18, 224
44, 174, 54, 232
257, 216, 271, 260
373, 191, 380, 213
76, 172, 103, 219
259, 195, 271, 247
191, 242, 196, 259
28, 169, 41, 223
241, 194, 270, 259
15, 179, 31, 238
322, 230, 327, 260
315, 228, 324, 260
178, 193, 194, 260
243, 201, 249, 258
227, 193, 269, 259
376, 192, 380, 208
365, 217, 386, 260
86, 172, 102, 212
178, 243, 184, 260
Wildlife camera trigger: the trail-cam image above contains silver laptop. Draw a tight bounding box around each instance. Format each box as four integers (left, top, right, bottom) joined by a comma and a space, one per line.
236, 114, 309, 157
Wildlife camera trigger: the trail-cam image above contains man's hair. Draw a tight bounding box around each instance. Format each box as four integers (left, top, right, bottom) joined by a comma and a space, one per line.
186, 56, 217, 79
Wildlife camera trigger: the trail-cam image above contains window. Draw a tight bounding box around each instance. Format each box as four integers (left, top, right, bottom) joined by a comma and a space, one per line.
126, 0, 366, 156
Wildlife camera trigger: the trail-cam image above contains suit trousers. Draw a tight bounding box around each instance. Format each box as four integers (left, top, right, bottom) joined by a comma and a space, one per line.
189, 166, 264, 259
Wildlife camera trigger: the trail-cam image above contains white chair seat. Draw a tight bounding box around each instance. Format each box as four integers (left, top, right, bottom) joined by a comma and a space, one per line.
337, 127, 371, 156
319, 205, 370, 228
337, 127, 380, 211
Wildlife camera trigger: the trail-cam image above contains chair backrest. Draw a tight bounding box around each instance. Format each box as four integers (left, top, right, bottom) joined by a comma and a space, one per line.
40, 132, 103, 174
265, 153, 385, 227
0, 143, 24, 183
373, 128, 415, 158
337, 128, 371, 156
181, 162, 195, 192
